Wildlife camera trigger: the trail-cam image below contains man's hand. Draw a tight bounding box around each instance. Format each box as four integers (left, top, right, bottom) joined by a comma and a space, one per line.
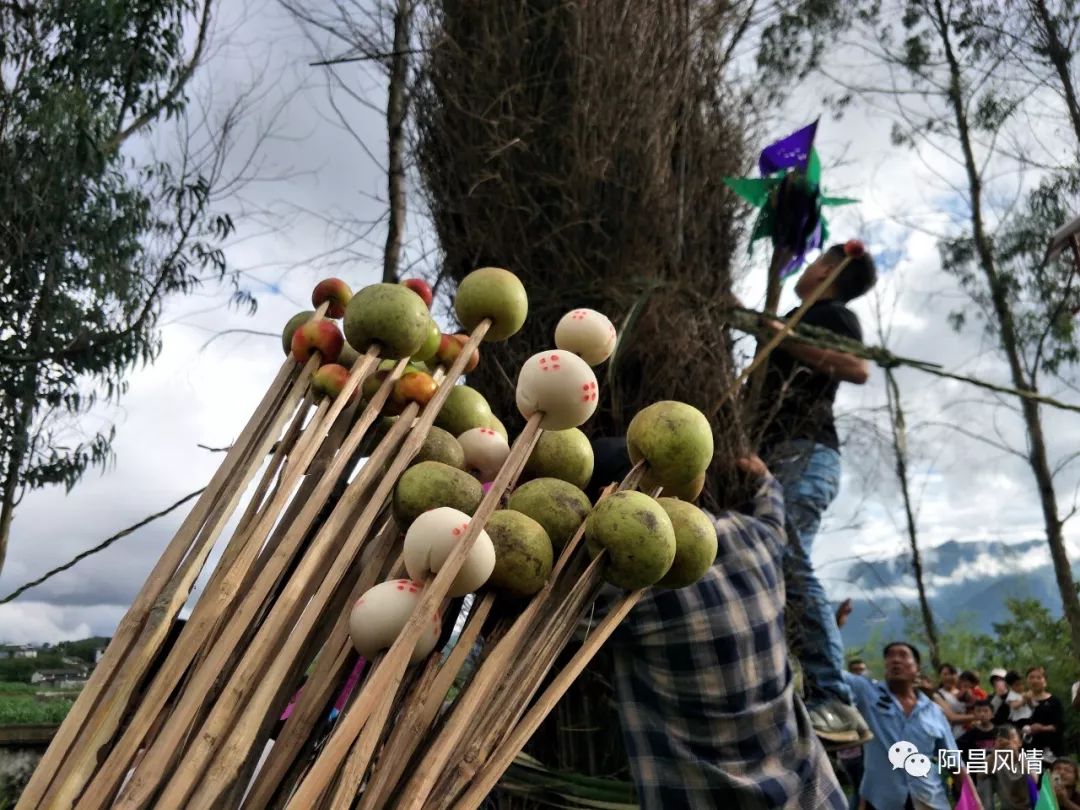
737, 455, 769, 479
836, 598, 853, 629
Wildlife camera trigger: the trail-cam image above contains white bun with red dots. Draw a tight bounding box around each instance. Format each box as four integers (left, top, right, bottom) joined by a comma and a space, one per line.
554, 309, 617, 366
458, 427, 511, 481
348, 579, 442, 664
516, 350, 599, 431
402, 507, 496, 597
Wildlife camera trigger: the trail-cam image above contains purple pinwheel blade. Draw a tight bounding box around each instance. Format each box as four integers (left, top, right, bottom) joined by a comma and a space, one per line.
759, 120, 819, 176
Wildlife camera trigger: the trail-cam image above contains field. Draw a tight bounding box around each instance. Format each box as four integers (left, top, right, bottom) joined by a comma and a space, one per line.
0, 682, 76, 726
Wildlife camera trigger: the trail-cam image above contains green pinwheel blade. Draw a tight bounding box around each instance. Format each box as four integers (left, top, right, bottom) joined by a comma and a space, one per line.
820, 195, 858, 206
807, 148, 822, 186
723, 175, 778, 207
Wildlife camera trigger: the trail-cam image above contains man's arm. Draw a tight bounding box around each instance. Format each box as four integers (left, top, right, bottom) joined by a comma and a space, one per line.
763, 317, 870, 384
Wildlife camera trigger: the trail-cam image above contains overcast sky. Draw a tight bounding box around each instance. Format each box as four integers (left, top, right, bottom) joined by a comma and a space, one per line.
1, 0, 1078, 643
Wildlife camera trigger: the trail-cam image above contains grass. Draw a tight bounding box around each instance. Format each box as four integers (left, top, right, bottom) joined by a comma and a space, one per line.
0, 695, 74, 725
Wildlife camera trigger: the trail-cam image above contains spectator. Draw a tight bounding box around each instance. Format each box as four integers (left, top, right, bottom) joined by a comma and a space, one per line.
933, 663, 974, 738
958, 699, 997, 807
959, 670, 987, 702
1051, 758, 1080, 810
1006, 670, 1033, 728
986, 725, 1032, 809
914, 671, 936, 699
837, 660, 870, 810
843, 642, 957, 810
990, 668, 1012, 726
1021, 665, 1065, 758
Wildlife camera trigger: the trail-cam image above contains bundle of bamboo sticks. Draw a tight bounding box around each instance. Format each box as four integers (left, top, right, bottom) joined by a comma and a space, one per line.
17, 273, 682, 810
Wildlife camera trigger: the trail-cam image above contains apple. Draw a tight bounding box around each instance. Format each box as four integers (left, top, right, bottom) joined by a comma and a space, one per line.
412, 319, 442, 364
436, 333, 480, 373
515, 350, 598, 430
484, 510, 553, 597
655, 498, 716, 588
282, 310, 315, 355
844, 239, 866, 258
584, 491, 675, 588
434, 385, 492, 437
403, 507, 495, 597
400, 277, 434, 309
522, 428, 593, 489
626, 401, 713, 488
349, 579, 442, 664
507, 478, 591, 551
454, 267, 528, 342
311, 364, 355, 401
291, 319, 344, 365
392, 460, 483, 527
344, 283, 431, 359
394, 370, 438, 407
412, 426, 466, 469
554, 308, 617, 366
312, 278, 353, 319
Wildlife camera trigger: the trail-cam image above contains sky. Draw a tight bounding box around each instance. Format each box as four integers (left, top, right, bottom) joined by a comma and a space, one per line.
1, 0, 1078, 643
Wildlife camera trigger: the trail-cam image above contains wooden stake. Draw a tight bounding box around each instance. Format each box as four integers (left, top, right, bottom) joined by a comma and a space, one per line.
15, 357, 299, 810
151, 321, 489, 807
450, 589, 646, 810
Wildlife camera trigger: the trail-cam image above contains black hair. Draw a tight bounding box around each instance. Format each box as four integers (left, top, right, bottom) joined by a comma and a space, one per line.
974, 698, 992, 709
959, 670, 980, 684
848, 658, 866, 668
883, 641, 921, 665
1025, 665, 1046, 677
1005, 669, 1023, 686
938, 662, 957, 675
824, 243, 877, 302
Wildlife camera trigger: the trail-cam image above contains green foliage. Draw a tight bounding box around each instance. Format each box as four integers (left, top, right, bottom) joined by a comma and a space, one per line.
0, 653, 82, 683
0, 696, 73, 725
0, 0, 250, 564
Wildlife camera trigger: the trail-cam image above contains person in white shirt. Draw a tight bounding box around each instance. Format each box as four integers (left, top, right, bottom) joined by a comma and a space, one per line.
1005, 670, 1033, 726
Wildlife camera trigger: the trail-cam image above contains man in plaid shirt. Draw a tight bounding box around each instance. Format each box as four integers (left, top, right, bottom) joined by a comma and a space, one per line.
588, 447, 846, 808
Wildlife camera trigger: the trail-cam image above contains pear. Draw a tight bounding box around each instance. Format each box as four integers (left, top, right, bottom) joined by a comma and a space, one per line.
393, 461, 482, 527
454, 267, 528, 342
434, 385, 492, 437
345, 283, 431, 359
626, 401, 713, 488
522, 428, 593, 490
412, 427, 466, 469
655, 498, 716, 588
507, 478, 591, 551
640, 469, 706, 502
485, 510, 553, 597
584, 491, 675, 588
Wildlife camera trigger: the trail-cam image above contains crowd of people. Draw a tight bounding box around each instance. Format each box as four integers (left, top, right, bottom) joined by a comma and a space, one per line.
837, 658, 1079, 809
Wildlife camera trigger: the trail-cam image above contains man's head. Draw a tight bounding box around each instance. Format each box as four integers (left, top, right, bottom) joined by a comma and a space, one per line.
882, 642, 920, 687
995, 724, 1022, 751
959, 670, 980, 690
1026, 665, 1047, 693
1053, 758, 1078, 789
973, 699, 993, 725
848, 658, 868, 677
793, 243, 877, 302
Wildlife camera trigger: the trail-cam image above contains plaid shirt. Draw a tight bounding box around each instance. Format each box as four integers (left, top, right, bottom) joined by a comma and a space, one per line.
594, 473, 846, 809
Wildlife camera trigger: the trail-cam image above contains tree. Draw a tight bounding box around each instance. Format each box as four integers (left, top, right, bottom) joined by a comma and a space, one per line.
757, 0, 1080, 660
0, 0, 252, 575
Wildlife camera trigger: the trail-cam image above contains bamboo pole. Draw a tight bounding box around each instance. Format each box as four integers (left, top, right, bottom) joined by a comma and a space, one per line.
151, 323, 491, 807
44, 353, 318, 810
73, 350, 363, 810
111, 364, 409, 809
449, 589, 646, 810
15, 356, 299, 810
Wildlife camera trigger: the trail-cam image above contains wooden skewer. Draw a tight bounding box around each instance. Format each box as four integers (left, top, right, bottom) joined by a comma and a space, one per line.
154, 323, 490, 807
237, 518, 400, 810
74, 350, 360, 810
46, 353, 319, 810
15, 356, 300, 810
112, 384, 408, 809
450, 588, 646, 810
354, 592, 496, 810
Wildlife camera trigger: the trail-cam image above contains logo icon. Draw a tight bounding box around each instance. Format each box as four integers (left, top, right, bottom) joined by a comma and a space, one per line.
888, 741, 931, 778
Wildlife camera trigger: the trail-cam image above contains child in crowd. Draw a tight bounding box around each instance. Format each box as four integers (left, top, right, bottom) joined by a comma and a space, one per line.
1052, 758, 1080, 810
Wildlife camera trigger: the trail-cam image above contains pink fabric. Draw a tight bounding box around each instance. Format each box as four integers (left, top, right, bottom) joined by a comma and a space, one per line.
278, 656, 367, 721
956, 774, 984, 810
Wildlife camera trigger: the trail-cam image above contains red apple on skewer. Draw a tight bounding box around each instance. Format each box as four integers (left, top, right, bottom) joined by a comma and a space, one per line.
400, 278, 433, 309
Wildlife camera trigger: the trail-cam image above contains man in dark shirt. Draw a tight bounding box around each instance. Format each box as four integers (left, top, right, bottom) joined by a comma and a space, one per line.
757, 243, 877, 744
